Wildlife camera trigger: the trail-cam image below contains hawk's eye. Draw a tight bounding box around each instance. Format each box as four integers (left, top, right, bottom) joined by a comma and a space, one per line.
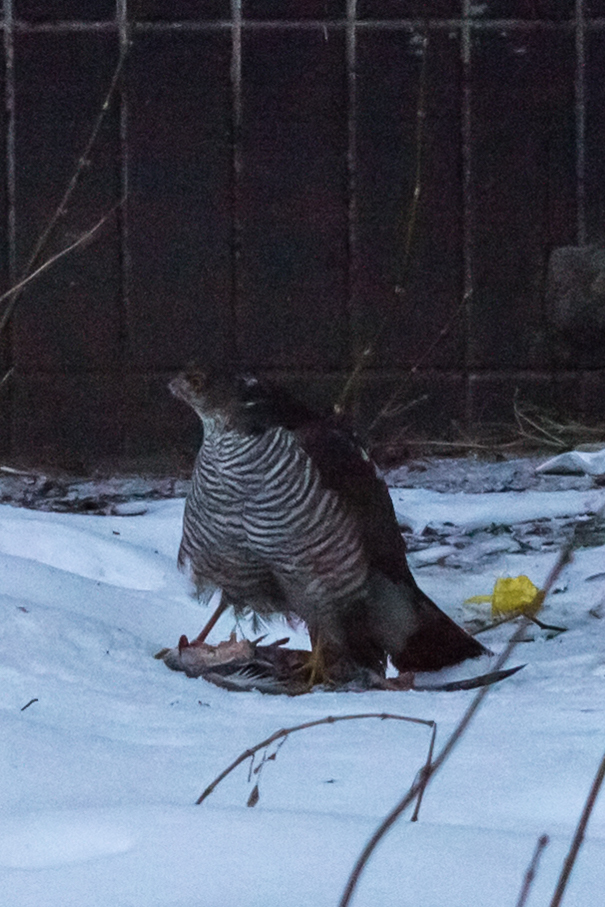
188, 373, 205, 392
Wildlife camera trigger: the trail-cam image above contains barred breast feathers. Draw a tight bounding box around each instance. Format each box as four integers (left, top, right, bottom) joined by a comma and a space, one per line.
179, 421, 368, 612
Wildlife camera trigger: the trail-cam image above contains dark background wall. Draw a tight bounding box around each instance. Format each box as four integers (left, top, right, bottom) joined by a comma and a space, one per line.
0, 1, 604, 470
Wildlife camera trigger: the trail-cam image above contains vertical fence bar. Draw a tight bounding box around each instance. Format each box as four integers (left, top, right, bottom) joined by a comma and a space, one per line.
461, 0, 473, 426
3, 0, 16, 454
346, 0, 357, 378
575, 0, 586, 245
3, 0, 15, 285
117, 0, 130, 352
230, 0, 242, 366
117, 0, 130, 459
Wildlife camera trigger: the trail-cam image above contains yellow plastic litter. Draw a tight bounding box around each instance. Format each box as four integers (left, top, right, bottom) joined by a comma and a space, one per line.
465, 575, 540, 618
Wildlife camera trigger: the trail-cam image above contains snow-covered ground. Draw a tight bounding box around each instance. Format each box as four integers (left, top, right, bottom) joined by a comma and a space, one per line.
1, 467, 604, 907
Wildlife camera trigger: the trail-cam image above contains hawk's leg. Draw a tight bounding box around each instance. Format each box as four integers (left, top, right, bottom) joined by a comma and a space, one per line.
295, 628, 338, 689
192, 594, 229, 644
306, 635, 328, 688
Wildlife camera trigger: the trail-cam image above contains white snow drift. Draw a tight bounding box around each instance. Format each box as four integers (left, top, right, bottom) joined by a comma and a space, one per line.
0, 483, 604, 907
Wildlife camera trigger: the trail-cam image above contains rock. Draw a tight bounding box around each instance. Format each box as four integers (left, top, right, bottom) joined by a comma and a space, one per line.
546, 245, 605, 349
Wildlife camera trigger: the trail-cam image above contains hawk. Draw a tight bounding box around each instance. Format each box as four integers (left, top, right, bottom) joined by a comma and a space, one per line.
168, 366, 487, 688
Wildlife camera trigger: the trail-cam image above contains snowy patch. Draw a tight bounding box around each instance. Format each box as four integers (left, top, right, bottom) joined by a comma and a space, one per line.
537, 448, 605, 476
390, 487, 605, 535
0, 515, 171, 590
0, 472, 604, 906
0, 811, 135, 869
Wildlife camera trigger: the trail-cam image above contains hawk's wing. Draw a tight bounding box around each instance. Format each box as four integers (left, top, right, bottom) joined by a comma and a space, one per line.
294, 417, 415, 586
234, 377, 414, 585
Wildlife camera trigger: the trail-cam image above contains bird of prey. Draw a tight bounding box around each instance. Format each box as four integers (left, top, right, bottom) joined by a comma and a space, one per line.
168, 366, 487, 688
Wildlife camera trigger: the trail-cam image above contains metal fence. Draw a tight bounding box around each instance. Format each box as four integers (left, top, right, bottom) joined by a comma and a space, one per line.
0, 1, 604, 468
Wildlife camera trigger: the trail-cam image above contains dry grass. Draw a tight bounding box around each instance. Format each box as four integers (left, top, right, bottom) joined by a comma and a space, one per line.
513, 397, 605, 452
370, 397, 605, 467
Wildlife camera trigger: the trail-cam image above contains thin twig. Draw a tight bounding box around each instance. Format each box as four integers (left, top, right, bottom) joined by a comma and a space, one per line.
338, 541, 573, 907
196, 712, 437, 810
377, 393, 429, 422
368, 299, 466, 436
549, 749, 605, 907
0, 464, 39, 475
335, 33, 429, 416
409, 715, 437, 822
0, 42, 128, 334
0, 366, 14, 390
471, 613, 567, 638
19, 43, 126, 279
512, 396, 605, 451
0, 207, 120, 335
515, 404, 566, 450
391, 437, 520, 452
515, 834, 550, 907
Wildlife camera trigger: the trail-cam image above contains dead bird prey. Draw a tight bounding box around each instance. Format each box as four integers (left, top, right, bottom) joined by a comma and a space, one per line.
165, 366, 487, 691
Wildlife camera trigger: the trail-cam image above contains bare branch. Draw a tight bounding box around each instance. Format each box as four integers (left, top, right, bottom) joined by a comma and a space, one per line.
515, 834, 550, 907
20, 44, 127, 281
0, 207, 120, 335
368, 298, 465, 436
549, 749, 605, 907
513, 396, 605, 451
338, 540, 573, 907
0, 41, 128, 335
196, 712, 436, 811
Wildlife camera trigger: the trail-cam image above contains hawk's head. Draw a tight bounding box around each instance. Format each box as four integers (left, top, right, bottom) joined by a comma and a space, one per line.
169, 365, 270, 433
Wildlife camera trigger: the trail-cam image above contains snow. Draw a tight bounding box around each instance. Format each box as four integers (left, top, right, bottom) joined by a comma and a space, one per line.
537, 448, 605, 476
1, 473, 604, 907
390, 486, 604, 535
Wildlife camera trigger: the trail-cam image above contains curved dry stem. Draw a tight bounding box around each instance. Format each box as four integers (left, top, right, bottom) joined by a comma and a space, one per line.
338, 540, 574, 907
196, 712, 436, 812
21, 43, 127, 280
0, 42, 128, 336
514, 399, 567, 450
0, 208, 118, 334
368, 299, 465, 436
